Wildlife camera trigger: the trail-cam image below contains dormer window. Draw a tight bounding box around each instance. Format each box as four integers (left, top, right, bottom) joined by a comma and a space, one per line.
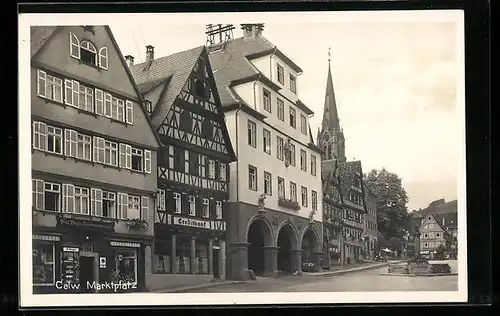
277, 63, 284, 85
80, 41, 97, 66
144, 100, 152, 113
290, 74, 296, 93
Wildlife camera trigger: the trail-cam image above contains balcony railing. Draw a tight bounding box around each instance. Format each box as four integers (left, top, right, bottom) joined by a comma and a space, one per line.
278, 198, 301, 210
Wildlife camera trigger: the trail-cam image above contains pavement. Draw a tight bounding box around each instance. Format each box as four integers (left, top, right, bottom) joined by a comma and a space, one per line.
154, 261, 396, 293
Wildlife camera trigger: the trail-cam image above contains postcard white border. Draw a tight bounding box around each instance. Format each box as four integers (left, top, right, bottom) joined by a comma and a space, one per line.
19, 10, 467, 307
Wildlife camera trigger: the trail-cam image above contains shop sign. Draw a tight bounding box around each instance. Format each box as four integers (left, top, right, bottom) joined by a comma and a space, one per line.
173, 216, 210, 229
63, 247, 79, 252
110, 241, 141, 248
56, 216, 115, 232
99, 257, 106, 268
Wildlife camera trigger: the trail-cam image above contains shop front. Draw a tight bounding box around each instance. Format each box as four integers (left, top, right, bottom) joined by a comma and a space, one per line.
148, 215, 227, 291
32, 215, 150, 294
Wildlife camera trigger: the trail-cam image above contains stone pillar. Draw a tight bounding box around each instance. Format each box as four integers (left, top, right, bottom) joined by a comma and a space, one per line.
263, 246, 279, 278
144, 245, 152, 274
290, 249, 303, 275
191, 236, 196, 274
312, 252, 323, 272
208, 239, 214, 275
171, 235, 177, 274
220, 240, 226, 280
228, 242, 249, 280
414, 233, 421, 257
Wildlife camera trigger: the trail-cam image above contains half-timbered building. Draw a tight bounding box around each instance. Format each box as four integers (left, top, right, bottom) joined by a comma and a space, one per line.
129, 45, 236, 290
30, 26, 160, 293
207, 24, 324, 279
318, 54, 367, 266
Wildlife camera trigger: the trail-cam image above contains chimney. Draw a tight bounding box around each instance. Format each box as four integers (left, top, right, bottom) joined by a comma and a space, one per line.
241, 23, 264, 38
124, 55, 134, 67
145, 45, 154, 63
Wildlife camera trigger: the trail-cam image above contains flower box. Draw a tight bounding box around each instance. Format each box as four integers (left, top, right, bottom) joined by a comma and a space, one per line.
278, 198, 301, 210
126, 218, 148, 231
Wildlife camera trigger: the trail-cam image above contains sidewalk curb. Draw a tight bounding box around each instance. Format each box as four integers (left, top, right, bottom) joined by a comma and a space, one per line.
378, 272, 458, 277
154, 281, 248, 293
313, 262, 401, 278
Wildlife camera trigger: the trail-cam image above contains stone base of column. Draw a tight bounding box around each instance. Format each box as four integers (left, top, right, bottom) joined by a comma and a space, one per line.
228, 242, 250, 281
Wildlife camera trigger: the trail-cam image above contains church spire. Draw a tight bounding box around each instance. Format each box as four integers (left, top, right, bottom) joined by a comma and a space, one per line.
318, 47, 346, 162
322, 47, 341, 132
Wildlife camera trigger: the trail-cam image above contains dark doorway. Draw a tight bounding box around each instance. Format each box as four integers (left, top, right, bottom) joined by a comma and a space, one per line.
277, 228, 293, 274
213, 248, 220, 279
247, 221, 266, 276
79, 256, 95, 293
302, 229, 317, 265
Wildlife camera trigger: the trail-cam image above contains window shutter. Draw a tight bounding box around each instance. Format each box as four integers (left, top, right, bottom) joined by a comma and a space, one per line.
37, 70, 46, 97
69, 32, 80, 58
98, 47, 108, 69
72, 80, 80, 107
144, 150, 152, 174
62, 184, 75, 213
70, 130, 78, 157
119, 143, 126, 168
38, 122, 47, 151
34, 179, 44, 210
93, 137, 100, 162
91, 188, 103, 217
98, 138, 105, 163
141, 196, 149, 221
125, 101, 133, 124
125, 145, 132, 169
91, 188, 96, 216
95, 89, 104, 115
122, 193, 128, 219
64, 129, 72, 156
64, 79, 73, 105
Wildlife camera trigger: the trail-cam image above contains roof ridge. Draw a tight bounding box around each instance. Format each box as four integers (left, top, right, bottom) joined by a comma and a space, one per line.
131, 45, 205, 70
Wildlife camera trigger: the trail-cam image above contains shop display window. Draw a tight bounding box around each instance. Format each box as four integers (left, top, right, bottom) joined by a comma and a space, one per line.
33, 241, 55, 285
112, 248, 137, 283
195, 241, 209, 274
176, 237, 191, 274
153, 240, 171, 273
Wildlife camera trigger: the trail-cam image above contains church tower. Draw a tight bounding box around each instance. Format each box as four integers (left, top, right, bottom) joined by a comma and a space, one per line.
317, 48, 346, 162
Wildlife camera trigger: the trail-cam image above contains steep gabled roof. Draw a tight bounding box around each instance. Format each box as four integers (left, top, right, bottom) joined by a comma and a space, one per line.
338, 160, 366, 211
31, 26, 58, 57
130, 46, 205, 129
418, 212, 448, 234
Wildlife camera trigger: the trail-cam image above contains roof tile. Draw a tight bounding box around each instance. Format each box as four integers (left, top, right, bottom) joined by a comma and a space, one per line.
31, 26, 58, 57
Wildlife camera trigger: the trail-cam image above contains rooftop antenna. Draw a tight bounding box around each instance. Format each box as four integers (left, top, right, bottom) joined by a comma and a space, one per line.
205, 24, 235, 46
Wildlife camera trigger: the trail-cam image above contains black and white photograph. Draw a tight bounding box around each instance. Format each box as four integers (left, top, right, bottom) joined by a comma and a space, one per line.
19, 10, 467, 306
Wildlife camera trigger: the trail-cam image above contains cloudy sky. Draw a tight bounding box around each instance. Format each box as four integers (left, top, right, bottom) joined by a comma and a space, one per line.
108, 11, 464, 211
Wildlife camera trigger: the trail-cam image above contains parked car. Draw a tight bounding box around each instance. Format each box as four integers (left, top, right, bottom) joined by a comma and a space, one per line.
302, 262, 316, 272
374, 255, 387, 262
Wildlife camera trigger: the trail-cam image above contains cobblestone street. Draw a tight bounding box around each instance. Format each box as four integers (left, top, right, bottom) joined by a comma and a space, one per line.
187, 266, 458, 292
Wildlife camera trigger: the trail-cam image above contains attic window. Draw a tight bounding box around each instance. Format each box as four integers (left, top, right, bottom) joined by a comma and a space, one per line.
80, 40, 97, 66
428, 216, 431, 220
194, 80, 208, 99
144, 100, 152, 113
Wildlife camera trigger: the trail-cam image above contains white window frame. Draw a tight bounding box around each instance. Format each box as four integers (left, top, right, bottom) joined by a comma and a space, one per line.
277, 98, 284, 121
264, 171, 272, 196
69, 32, 80, 59
290, 144, 296, 166
79, 84, 94, 112
104, 93, 112, 118
125, 100, 134, 124
127, 195, 141, 220
290, 74, 297, 93
141, 196, 149, 221
263, 128, 271, 155
74, 186, 90, 215
157, 189, 166, 211
277, 136, 284, 161
93, 137, 105, 164
77, 133, 92, 161
91, 188, 103, 217
119, 143, 132, 169
98, 47, 108, 70
102, 191, 116, 218
301, 186, 308, 207
215, 201, 223, 219
32, 179, 45, 210
263, 88, 271, 113
289, 106, 296, 128
188, 196, 196, 216
277, 63, 284, 85
219, 163, 226, 181
32, 121, 47, 151
300, 114, 307, 135
173, 193, 182, 214
80, 40, 97, 66
64, 129, 77, 157
131, 147, 143, 172
311, 155, 317, 176
312, 190, 318, 211
247, 120, 256, 148
43, 182, 61, 212
64, 79, 80, 108
202, 198, 210, 218
144, 150, 152, 174
300, 149, 307, 171
248, 165, 257, 191
208, 160, 216, 179
95, 89, 104, 115
117, 193, 128, 219
117, 99, 125, 122
290, 182, 297, 202
46, 125, 63, 155
104, 140, 118, 166
277, 177, 285, 199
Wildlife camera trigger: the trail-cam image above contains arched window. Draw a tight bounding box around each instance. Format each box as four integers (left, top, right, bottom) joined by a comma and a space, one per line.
179, 110, 192, 133
80, 40, 97, 65
201, 118, 213, 139
98, 47, 108, 69
69, 32, 80, 58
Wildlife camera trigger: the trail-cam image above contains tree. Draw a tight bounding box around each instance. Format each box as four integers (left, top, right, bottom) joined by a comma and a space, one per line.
434, 244, 447, 260
365, 168, 411, 242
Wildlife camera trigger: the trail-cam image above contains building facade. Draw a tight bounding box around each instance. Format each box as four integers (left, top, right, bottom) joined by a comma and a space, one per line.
208, 24, 324, 279
129, 45, 236, 290
30, 26, 160, 293
317, 54, 368, 265
412, 199, 457, 259
362, 184, 378, 260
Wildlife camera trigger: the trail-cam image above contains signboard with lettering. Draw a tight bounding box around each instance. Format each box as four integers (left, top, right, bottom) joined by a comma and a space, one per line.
56, 216, 115, 232
173, 216, 210, 229
61, 249, 80, 286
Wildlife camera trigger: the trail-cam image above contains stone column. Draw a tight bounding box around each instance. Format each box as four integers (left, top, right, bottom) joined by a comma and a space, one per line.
312, 252, 323, 272
220, 240, 226, 280
171, 235, 177, 274
144, 245, 152, 274
208, 239, 214, 275
290, 249, 303, 275
191, 236, 196, 275
228, 242, 249, 280
263, 246, 279, 278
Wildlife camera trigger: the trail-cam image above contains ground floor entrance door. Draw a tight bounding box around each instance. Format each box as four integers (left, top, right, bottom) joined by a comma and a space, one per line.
79, 253, 97, 293
213, 248, 220, 279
